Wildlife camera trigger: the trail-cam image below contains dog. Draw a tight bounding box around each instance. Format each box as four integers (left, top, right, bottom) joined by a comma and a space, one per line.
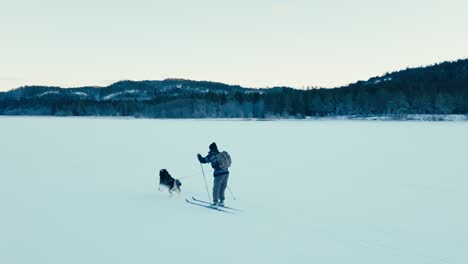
158, 169, 182, 196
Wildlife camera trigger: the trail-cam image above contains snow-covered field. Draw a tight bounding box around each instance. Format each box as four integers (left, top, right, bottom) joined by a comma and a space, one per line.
0, 117, 467, 264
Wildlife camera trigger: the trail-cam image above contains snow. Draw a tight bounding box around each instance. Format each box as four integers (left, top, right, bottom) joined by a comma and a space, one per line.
306, 114, 468, 121
369, 76, 392, 85
102, 89, 140, 100
37, 91, 60, 97
0, 117, 467, 264
71, 92, 88, 97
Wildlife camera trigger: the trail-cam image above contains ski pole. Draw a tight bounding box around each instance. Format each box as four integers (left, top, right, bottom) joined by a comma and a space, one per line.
227, 186, 237, 200
200, 163, 211, 201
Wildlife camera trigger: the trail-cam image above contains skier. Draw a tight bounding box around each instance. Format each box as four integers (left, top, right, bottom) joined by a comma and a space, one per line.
197, 142, 230, 208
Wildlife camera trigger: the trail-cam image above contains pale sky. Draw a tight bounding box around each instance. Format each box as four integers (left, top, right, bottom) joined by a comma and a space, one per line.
1, 0, 467, 91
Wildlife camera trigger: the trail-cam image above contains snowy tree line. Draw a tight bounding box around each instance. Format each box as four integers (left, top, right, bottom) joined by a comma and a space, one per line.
0, 86, 466, 118
0, 59, 467, 118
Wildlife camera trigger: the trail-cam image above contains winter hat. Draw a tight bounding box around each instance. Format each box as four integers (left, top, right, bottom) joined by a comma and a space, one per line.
209, 142, 218, 152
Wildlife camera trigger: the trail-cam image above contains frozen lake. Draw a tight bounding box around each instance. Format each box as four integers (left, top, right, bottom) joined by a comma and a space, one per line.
0, 117, 467, 264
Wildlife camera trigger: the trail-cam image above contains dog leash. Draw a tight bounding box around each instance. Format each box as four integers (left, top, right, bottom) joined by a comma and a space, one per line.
177, 176, 195, 180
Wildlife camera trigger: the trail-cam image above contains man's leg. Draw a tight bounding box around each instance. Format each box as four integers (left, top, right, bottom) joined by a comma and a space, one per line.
219, 174, 229, 203
212, 176, 223, 204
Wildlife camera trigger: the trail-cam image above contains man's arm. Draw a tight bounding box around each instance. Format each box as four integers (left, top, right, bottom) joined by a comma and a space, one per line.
197, 153, 209, 164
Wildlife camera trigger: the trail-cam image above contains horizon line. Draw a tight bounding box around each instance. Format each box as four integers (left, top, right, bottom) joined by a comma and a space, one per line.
1, 57, 467, 92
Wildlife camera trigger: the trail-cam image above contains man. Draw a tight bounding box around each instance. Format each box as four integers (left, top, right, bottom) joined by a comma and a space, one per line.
197, 142, 229, 208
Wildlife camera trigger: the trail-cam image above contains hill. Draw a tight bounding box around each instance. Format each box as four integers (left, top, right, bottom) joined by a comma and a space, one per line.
1, 59, 467, 118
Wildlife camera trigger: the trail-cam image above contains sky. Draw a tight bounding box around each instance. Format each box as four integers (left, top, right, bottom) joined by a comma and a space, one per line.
1, 0, 467, 91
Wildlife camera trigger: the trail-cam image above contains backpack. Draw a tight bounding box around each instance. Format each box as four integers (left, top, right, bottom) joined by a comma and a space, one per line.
216, 151, 232, 170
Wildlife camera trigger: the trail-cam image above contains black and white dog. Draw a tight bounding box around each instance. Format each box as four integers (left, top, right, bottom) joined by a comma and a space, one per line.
158, 169, 182, 196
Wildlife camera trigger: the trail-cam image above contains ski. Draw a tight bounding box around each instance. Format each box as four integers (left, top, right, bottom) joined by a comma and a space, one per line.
192, 196, 243, 212
185, 199, 236, 214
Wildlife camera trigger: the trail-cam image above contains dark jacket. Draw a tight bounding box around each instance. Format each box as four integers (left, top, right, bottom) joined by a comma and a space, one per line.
198, 151, 229, 177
